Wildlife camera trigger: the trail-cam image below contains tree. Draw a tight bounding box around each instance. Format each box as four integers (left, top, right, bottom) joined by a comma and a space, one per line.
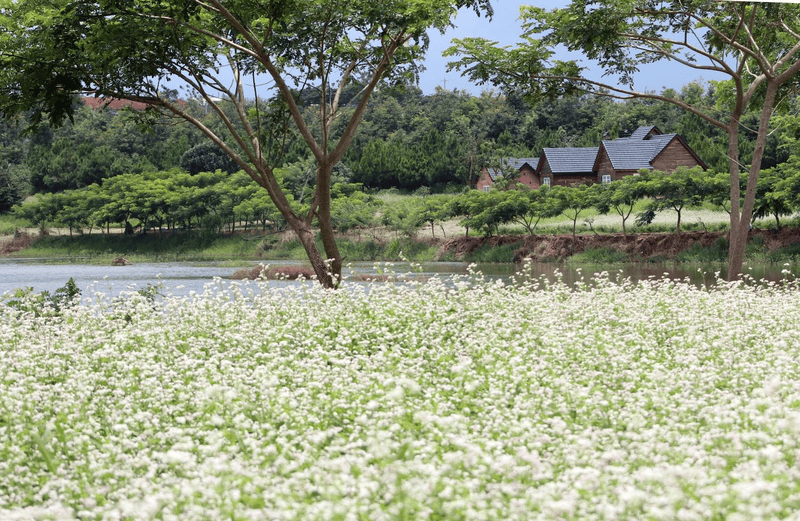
547, 184, 596, 242
637, 167, 710, 234
180, 142, 240, 176
0, 163, 30, 213
765, 155, 800, 230
593, 175, 646, 237
446, 1, 800, 280
0, 0, 491, 288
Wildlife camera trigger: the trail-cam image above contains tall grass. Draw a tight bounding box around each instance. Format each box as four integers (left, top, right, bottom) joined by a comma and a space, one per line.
0, 214, 31, 235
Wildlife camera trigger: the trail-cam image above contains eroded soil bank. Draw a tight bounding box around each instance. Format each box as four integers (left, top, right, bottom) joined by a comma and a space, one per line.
438, 227, 800, 262
5, 227, 800, 264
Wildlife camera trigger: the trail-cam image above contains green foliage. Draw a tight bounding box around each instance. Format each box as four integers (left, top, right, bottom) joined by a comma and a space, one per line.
330, 188, 382, 233
0, 163, 30, 212
547, 184, 597, 240
465, 241, 522, 263
3, 278, 81, 317
759, 155, 800, 229
676, 237, 729, 264
568, 246, 629, 264
11, 169, 298, 235
593, 175, 648, 236
636, 167, 717, 234
179, 142, 239, 175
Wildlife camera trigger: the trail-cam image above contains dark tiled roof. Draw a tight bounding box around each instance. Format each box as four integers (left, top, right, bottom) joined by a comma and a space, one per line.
601, 133, 677, 170
626, 125, 661, 140
507, 157, 539, 171
542, 147, 599, 174
486, 168, 502, 181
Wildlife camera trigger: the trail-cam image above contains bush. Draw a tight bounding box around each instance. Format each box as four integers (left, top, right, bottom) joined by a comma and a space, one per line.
179, 142, 239, 175
465, 242, 522, 263
569, 246, 630, 264
676, 236, 729, 263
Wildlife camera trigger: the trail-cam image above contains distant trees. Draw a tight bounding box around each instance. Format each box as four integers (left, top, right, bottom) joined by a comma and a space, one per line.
12, 168, 392, 239
180, 142, 240, 176
14, 170, 296, 235
0, 78, 796, 206
446, 161, 800, 238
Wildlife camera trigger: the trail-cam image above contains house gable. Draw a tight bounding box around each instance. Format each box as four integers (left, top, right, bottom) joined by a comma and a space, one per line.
627, 125, 662, 140
650, 135, 708, 171
476, 158, 540, 190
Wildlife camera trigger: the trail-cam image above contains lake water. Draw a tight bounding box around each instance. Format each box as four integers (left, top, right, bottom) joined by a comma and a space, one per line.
0, 258, 795, 299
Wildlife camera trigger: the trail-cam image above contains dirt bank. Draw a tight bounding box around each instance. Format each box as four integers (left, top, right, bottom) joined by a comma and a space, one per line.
0, 233, 34, 255
438, 228, 800, 262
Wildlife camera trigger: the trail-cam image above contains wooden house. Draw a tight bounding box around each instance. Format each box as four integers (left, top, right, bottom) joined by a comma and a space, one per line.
536, 147, 599, 188
593, 126, 707, 183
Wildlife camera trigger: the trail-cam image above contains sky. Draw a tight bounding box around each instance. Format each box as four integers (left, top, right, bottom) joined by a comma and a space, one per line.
416, 0, 798, 96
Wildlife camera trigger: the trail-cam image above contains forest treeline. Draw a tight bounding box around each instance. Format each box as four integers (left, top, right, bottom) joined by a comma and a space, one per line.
1, 80, 799, 215
13, 159, 800, 241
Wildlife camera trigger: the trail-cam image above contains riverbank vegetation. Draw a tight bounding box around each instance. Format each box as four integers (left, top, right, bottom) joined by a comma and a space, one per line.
3, 272, 800, 519
6, 162, 800, 267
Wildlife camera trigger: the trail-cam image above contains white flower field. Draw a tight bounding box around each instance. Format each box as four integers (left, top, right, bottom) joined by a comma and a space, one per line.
2, 270, 800, 520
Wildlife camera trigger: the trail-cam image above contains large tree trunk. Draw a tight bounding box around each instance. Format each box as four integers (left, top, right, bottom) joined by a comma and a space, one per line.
315, 161, 343, 287
286, 215, 337, 289
727, 83, 779, 280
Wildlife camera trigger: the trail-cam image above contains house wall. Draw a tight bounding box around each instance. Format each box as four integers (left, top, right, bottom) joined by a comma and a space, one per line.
552, 174, 595, 187
651, 140, 703, 172
538, 157, 594, 187
475, 167, 493, 191
475, 165, 539, 190
517, 166, 540, 189
595, 148, 617, 182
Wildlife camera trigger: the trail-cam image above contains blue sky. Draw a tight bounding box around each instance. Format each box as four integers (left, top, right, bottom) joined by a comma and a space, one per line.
416, 1, 778, 96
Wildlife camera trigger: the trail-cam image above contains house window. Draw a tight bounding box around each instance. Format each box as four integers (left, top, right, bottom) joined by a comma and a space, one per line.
483, 185, 491, 192
542, 177, 551, 187
601, 174, 612, 184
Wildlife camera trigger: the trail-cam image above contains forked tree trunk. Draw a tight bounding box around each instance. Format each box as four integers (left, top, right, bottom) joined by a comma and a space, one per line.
727, 82, 779, 280
286, 216, 337, 288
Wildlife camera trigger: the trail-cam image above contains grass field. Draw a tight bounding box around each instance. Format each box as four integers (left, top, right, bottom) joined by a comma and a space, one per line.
2, 273, 800, 519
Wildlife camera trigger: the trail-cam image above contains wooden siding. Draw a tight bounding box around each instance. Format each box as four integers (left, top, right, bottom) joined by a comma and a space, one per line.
650, 139, 704, 172
595, 147, 617, 182
552, 174, 595, 187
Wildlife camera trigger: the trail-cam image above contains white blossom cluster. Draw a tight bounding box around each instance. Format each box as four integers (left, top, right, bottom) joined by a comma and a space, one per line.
2, 272, 800, 520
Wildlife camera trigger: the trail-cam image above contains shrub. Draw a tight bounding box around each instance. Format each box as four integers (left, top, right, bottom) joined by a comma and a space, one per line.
568, 246, 629, 264
465, 242, 522, 263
